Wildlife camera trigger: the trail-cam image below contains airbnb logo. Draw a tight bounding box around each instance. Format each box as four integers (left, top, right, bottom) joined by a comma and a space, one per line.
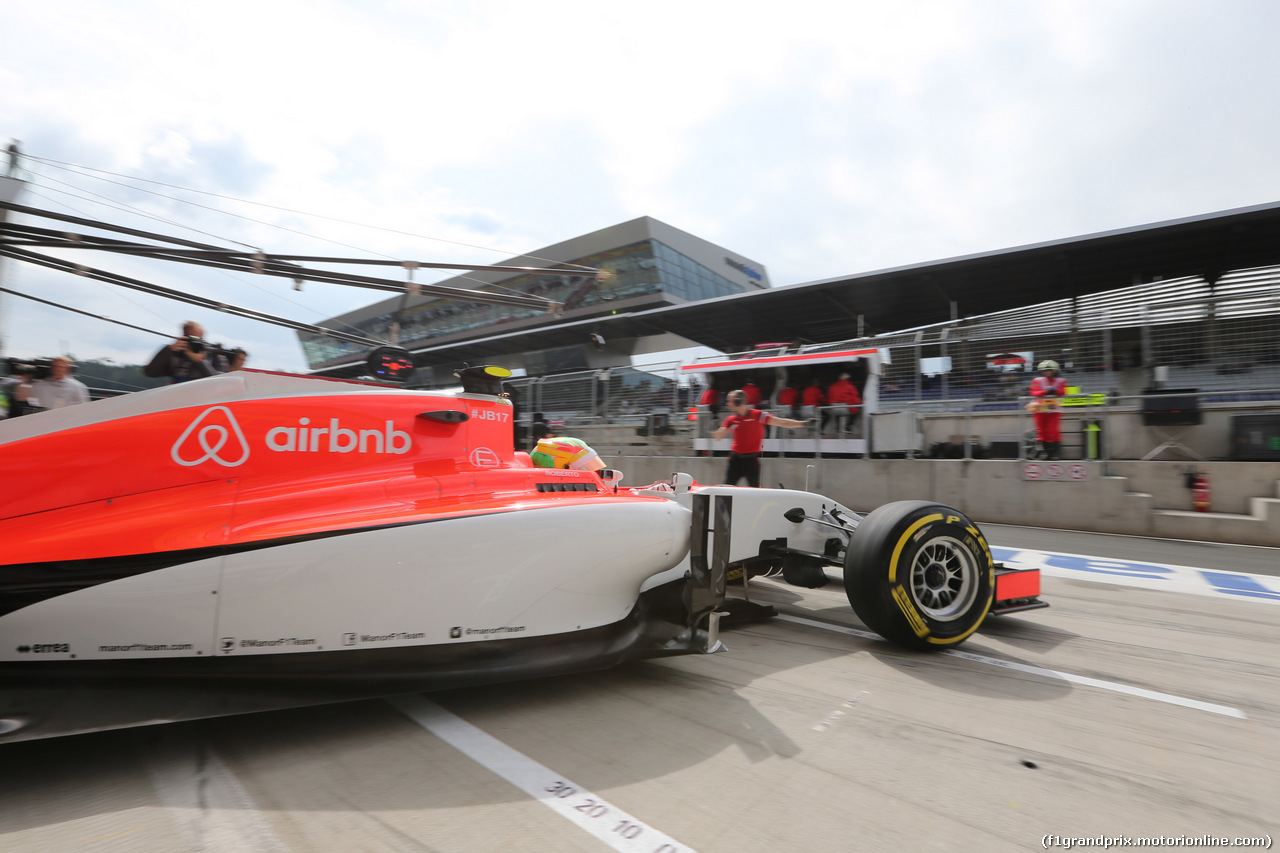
172, 410, 414, 468
172, 406, 251, 468
265, 417, 412, 455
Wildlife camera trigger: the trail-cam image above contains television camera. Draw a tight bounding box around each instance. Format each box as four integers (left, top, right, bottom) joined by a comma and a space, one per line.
182, 339, 247, 371
6, 357, 57, 380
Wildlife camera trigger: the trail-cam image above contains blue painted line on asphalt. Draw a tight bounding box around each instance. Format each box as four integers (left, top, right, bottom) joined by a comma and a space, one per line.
1041, 552, 1175, 579
1197, 570, 1280, 601
989, 545, 1280, 605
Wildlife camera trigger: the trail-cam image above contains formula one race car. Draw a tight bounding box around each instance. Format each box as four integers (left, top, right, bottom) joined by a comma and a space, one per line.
0, 366, 1043, 742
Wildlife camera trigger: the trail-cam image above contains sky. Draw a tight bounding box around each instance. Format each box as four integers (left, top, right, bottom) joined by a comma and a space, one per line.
3, 0, 1280, 379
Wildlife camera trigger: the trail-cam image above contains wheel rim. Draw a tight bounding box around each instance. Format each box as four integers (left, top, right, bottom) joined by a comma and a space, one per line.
909, 536, 979, 621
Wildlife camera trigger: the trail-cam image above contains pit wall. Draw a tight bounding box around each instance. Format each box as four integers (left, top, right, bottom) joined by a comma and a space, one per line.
605, 456, 1280, 547
566, 411, 1280, 546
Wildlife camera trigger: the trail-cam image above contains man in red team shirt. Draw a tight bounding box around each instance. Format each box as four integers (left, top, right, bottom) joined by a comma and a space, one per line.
777, 382, 800, 418
799, 378, 826, 436
698, 384, 723, 427
825, 372, 862, 434
713, 389, 806, 487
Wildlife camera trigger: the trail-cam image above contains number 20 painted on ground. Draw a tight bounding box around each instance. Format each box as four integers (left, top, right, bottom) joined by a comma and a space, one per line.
544, 781, 683, 851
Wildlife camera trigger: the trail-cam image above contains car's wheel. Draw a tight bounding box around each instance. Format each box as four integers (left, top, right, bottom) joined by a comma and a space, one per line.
843, 500, 994, 650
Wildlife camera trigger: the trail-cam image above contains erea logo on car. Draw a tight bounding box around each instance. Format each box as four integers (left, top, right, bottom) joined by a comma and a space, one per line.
172, 407, 413, 468
17, 643, 70, 653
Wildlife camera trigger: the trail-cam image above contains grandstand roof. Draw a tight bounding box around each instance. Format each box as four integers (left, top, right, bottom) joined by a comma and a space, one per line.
353, 200, 1280, 370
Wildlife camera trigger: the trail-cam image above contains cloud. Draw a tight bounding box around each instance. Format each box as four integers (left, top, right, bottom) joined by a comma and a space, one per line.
4, 0, 1280, 373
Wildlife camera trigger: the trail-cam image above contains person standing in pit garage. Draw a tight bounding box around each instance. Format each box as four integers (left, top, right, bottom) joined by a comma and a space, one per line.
713, 389, 806, 487
825, 372, 862, 435
1029, 359, 1068, 459
800, 377, 826, 435
777, 382, 800, 419
698, 384, 722, 422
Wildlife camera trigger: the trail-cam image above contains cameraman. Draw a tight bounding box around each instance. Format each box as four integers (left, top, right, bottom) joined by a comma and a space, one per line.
144, 321, 219, 383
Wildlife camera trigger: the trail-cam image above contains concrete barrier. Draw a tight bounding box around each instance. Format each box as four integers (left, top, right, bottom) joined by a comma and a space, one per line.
553, 406, 1280, 546
606, 455, 1280, 547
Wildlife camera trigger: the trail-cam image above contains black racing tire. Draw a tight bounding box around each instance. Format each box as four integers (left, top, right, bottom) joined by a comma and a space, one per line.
843, 500, 994, 650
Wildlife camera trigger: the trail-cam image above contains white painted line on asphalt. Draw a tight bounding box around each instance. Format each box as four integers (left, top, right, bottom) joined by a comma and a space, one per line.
389, 694, 698, 853
143, 729, 288, 853
775, 614, 1248, 719
939, 647, 1248, 719
776, 614, 879, 643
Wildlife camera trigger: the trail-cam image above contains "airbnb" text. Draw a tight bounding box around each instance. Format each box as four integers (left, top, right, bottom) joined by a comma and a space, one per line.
265, 418, 413, 454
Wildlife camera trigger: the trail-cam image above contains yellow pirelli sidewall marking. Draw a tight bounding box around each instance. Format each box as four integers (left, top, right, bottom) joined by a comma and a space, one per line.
924, 591, 994, 645
892, 584, 930, 637
888, 514, 944, 584
925, 524, 997, 646
965, 524, 994, 563
889, 513, 946, 639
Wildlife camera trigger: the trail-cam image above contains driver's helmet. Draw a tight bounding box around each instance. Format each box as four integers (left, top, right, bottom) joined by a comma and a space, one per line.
531, 436, 605, 471
1037, 360, 1060, 372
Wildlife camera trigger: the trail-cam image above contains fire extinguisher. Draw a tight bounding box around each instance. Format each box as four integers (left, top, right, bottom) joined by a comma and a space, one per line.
1192, 471, 1211, 513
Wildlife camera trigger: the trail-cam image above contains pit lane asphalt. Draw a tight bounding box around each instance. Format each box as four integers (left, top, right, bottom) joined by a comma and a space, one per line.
2, 527, 1277, 852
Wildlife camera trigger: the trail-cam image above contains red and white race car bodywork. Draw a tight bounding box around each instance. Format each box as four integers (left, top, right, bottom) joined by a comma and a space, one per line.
0, 368, 1042, 741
